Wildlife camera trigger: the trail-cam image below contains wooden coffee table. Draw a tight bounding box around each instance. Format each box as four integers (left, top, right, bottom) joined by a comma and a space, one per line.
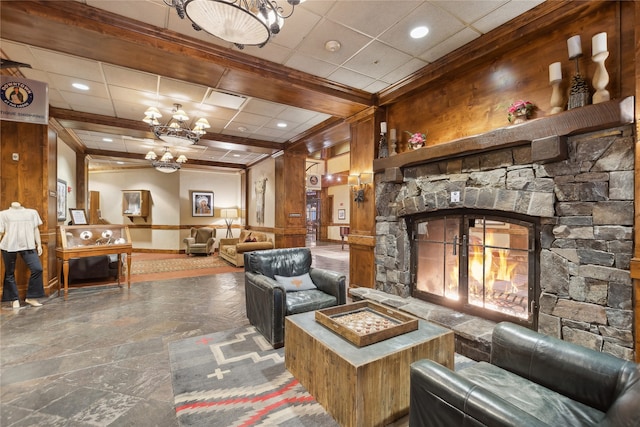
285, 310, 454, 427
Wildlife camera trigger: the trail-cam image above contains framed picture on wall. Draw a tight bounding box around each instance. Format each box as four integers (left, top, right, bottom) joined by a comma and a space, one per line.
69, 208, 88, 225
338, 209, 346, 220
57, 179, 67, 221
191, 191, 214, 217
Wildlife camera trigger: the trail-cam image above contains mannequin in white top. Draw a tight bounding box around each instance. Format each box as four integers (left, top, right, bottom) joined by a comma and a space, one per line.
0, 202, 45, 308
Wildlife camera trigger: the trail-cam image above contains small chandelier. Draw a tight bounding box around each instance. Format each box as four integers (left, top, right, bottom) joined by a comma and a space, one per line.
143, 103, 210, 146
145, 147, 188, 173
164, 0, 303, 49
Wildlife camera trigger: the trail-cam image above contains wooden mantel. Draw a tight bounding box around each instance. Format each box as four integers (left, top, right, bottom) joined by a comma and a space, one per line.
373, 97, 635, 173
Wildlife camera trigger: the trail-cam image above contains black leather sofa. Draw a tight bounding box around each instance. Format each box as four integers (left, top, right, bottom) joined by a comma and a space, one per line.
244, 247, 346, 348
65, 255, 119, 284
409, 322, 640, 426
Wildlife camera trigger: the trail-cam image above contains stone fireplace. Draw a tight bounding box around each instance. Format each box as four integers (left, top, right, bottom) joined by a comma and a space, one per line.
372, 99, 635, 361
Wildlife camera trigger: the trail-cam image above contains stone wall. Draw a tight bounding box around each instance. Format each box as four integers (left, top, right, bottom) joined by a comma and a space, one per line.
375, 125, 635, 361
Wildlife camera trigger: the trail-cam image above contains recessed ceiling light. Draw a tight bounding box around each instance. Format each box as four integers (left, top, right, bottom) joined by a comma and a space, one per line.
102, 138, 113, 142
410, 26, 429, 39
233, 154, 241, 157
325, 40, 341, 52
116, 161, 124, 165
237, 126, 248, 132
277, 122, 287, 128
72, 82, 90, 90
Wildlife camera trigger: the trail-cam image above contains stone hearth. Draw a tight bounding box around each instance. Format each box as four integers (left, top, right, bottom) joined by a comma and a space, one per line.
373, 121, 635, 361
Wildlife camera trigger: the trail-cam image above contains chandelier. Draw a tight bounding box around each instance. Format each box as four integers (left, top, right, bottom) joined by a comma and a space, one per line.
145, 147, 188, 173
164, 0, 303, 49
143, 103, 210, 146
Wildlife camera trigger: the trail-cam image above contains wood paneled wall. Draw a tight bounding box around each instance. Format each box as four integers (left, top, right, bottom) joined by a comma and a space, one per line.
0, 121, 58, 300
384, 1, 632, 153
348, 110, 378, 288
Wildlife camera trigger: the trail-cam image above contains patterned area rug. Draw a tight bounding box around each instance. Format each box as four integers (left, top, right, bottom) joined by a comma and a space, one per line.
169, 326, 338, 427
131, 255, 230, 275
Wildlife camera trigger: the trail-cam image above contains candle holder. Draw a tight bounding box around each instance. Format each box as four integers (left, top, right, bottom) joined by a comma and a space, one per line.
550, 80, 564, 114
548, 62, 564, 115
592, 50, 610, 104
389, 130, 397, 156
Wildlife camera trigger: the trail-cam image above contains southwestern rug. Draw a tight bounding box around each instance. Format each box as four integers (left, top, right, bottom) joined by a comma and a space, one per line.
169, 326, 338, 427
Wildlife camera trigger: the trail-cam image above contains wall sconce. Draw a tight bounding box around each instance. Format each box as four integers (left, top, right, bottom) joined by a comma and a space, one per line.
348, 173, 373, 206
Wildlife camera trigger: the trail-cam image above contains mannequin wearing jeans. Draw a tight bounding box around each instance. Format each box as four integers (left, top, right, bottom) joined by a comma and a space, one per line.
0, 202, 45, 308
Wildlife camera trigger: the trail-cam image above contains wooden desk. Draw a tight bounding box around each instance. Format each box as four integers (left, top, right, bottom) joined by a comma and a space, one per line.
56, 244, 132, 300
285, 310, 454, 427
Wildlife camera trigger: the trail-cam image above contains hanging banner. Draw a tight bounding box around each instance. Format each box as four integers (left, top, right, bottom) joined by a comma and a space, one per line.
0, 76, 49, 125
306, 174, 321, 190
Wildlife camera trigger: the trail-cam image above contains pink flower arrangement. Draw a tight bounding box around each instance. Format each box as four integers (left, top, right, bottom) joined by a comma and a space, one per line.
507, 100, 535, 123
405, 131, 427, 149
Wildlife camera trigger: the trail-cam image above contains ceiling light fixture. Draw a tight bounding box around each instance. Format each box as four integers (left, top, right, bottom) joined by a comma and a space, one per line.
325, 40, 341, 52
72, 83, 90, 90
142, 103, 210, 146
145, 147, 188, 173
410, 26, 429, 39
164, 0, 304, 49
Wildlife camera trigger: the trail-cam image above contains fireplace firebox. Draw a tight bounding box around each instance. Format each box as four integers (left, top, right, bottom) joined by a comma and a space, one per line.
410, 211, 538, 326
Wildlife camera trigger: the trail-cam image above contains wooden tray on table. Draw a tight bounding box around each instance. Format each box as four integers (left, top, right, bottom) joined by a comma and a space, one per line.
315, 300, 418, 347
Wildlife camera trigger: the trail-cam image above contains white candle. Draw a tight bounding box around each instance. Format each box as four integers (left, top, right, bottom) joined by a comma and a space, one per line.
592, 32, 607, 56
380, 121, 387, 133
390, 128, 396, 141
549, 62, 562, 83
567, 35, 582, 59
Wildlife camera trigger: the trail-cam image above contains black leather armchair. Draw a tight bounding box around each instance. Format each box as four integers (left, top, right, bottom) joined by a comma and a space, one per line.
244, 247, 346, 348
409, 322, 640, 426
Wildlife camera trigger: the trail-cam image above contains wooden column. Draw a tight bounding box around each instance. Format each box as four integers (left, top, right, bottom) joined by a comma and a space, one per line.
0, 120, 58, 299
273, 150, 307, 248
348, 107, 379, 289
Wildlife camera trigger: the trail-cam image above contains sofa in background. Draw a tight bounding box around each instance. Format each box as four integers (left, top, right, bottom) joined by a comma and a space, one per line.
244, 247, 346, 348
183, 227, 216, 256
219, 229, 273, 267
409, 321, 640, 426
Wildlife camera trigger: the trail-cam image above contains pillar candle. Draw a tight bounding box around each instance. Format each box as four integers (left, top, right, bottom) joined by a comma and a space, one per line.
567, 35, 582, 59
380, 122, 387, 133
549, 62, 562, 83
592, 32, 607, 56
390, 128, 396, 141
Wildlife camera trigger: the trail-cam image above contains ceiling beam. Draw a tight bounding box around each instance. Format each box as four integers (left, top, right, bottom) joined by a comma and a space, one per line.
87, 149, 247, 170
0, 1, 373, 119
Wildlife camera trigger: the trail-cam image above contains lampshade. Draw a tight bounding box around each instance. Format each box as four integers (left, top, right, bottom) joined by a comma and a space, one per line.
348, 175, 360, 187
360, 173, 373, 185
221, 208, 238, 219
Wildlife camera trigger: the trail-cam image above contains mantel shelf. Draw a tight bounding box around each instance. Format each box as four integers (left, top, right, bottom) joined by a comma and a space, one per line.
373, 96, 635, 172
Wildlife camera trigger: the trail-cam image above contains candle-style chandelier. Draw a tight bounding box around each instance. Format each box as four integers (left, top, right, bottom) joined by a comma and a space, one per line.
142, 103, 210, 146
145, 147, 188, 173
163, 0, 304, 49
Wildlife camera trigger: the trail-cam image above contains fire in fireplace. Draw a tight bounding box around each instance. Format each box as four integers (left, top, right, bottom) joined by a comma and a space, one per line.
411, 211, 537, 326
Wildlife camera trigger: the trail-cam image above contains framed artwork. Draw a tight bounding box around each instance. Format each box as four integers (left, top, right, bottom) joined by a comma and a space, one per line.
57, 179, 67, 221
69, 208, 88, 225
338, 209, 346, 220
191, 191, 214, 217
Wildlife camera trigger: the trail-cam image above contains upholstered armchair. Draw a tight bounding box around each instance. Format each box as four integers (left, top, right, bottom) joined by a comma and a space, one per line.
244, 247, 346, 348
183, 227, 215, 256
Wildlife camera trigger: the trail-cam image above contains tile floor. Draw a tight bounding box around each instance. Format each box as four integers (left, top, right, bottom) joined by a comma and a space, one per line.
0, 243, 350, 426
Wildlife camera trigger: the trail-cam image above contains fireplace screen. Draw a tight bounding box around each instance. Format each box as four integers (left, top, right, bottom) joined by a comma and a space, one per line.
413, 214, 535, 323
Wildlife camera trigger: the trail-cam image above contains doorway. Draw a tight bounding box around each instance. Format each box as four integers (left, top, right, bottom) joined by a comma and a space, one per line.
306, 191, 320, 242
